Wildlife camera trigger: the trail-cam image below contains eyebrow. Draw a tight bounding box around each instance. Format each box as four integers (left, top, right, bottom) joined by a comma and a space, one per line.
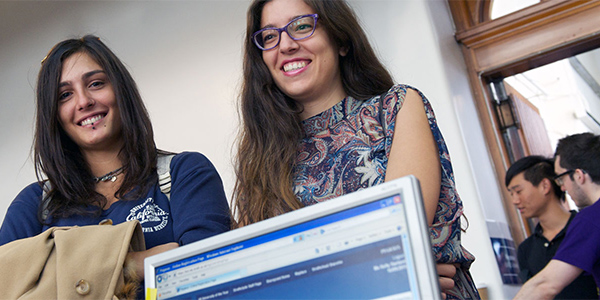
58, 69, 105, 89
507, 184, 521, 192
261, 14, 309, 29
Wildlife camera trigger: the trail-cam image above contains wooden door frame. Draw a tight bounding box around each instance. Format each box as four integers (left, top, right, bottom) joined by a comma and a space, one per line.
447, 0, 600, 244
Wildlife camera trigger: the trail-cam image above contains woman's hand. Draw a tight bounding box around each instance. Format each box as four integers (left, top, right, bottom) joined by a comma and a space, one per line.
127, 242, 179, 278
437, 263, 458, 299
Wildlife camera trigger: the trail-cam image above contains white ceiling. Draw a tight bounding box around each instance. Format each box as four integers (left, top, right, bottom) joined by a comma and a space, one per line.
504, 48, 600, 150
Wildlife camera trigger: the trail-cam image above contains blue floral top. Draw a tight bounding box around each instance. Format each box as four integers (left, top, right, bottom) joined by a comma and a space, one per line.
293, 84, 479, 299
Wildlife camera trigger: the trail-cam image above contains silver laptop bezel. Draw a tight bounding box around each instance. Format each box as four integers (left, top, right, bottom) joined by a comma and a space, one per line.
144, 175, 440, 299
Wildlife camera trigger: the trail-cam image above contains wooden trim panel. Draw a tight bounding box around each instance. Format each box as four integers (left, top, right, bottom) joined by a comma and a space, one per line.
456, 0, 600, 75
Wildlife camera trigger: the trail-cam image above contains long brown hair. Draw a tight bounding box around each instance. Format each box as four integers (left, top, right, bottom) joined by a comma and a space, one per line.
232, 0, 394, 227
35, 35, 158, 221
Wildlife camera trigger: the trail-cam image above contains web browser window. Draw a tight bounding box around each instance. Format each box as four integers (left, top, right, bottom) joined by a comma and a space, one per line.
153, 194, 420, 300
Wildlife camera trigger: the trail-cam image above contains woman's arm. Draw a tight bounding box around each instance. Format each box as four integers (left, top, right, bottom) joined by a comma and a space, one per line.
383, 88, 451, 298
384, 88, 441, 226
0, 183, 44, 246
169, 152, 231, 244
126, 152, 231, 278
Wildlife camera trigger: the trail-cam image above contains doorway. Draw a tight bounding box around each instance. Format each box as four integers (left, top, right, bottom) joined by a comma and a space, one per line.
448, 0, 600, 244
498, 48, 600, 209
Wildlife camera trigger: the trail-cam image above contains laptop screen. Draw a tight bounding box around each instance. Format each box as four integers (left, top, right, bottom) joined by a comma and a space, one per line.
146, 176, 439, 300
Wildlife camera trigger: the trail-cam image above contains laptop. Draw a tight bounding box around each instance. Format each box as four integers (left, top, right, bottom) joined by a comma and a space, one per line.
145, 175, 440, 300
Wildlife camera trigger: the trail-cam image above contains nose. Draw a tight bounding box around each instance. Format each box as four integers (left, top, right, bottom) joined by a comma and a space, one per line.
278, 31, 299, 53
76, 90, 95, 111
511, 195, 520, 205
508, 192, 520, 205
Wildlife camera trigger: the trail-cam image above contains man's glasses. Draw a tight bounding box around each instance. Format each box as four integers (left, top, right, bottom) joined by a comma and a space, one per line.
252, 14, 318, 51
554, 169, 575, 186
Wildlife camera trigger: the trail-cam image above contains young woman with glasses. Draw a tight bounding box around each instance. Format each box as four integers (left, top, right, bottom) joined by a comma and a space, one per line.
0, 36, 231, 287
233, 0, 479, 298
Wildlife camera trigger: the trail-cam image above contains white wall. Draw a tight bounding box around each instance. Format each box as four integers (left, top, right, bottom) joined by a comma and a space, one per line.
0, 0, 512, 298
0, 0, 248, 222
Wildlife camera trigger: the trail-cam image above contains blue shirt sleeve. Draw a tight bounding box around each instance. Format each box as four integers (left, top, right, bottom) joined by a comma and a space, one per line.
169, 152, 231, 245
0, 183, 44, 246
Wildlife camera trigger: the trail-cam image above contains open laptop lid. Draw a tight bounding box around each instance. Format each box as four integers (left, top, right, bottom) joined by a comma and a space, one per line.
145, 175, 440, 300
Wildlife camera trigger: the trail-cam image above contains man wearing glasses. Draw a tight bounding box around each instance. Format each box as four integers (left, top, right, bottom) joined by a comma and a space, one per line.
515, 132, 600, 299
506, 156, 597, 299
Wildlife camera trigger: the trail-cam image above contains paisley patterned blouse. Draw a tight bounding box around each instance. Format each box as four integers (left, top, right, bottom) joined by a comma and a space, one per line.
292, 84, 479, 299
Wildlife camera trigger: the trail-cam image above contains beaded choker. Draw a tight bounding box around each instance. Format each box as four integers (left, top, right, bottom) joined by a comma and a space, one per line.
93, 167, 124, 183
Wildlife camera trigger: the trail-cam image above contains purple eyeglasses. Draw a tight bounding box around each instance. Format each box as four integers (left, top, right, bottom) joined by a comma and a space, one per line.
252, 14, 318, 51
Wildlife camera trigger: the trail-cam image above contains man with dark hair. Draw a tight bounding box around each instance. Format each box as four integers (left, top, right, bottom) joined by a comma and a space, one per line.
516, 133, 600, 299
506, 156, 597, 299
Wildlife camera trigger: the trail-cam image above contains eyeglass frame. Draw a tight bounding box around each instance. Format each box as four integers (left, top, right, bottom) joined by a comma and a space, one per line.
251, 14, 319, 51
553, 169, 575, 186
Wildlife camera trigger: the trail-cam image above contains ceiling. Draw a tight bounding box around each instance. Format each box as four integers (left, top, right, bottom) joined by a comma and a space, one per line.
504, 48, 600, 149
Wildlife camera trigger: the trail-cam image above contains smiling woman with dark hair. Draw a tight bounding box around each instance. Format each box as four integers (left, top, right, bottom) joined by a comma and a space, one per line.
232, 0, 479, 298
0, 35, 231, 283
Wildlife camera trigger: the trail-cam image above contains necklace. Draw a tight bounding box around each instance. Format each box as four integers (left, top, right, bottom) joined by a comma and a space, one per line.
93, 166, 124, 183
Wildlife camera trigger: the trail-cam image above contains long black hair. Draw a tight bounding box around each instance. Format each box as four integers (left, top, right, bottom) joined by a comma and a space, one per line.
35, 35, 158, 220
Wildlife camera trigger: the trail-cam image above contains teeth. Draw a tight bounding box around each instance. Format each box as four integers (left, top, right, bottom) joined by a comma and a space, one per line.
80, 115, 103, 126
283, 61, 307, 72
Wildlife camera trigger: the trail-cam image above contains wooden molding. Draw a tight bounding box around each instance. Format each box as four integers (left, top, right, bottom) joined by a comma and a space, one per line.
458, 45, 528, 244
456, 0, 575, 45
447, 0, 483, 32
454, 0, 600, 75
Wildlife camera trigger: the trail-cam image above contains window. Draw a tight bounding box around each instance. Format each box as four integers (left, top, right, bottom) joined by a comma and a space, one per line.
491, 0, 540, 19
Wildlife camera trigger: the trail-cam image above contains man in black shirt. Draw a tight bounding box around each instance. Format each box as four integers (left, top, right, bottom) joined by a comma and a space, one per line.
506, 156, 597, 299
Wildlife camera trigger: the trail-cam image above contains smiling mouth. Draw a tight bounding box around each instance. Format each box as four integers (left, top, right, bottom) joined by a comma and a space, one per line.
79, 114, 106, 126
283, 61, 308, 72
